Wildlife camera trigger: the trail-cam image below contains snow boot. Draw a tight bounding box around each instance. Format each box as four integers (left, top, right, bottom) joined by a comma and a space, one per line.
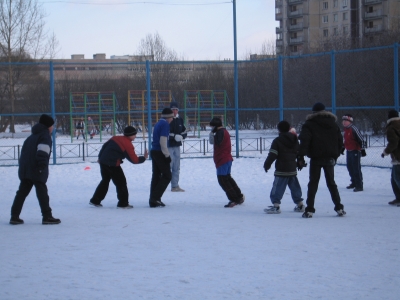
10, 216, 24, 225
42, 216, 61, 225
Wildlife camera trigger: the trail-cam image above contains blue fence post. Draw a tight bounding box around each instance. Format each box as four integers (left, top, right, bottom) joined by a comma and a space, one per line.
279, 56, 284, 120
394, 43, 399, 111
146, 60, 152, 160
331, 50, 336, 115
233, 0, 239, 158
50, 61, 56, 164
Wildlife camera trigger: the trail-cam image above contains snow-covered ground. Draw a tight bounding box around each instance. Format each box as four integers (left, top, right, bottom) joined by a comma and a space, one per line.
1, 157, 399, 299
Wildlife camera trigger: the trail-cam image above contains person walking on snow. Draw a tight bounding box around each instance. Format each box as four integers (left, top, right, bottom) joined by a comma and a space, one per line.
263, 120, 304, 214
149, 108, 174, 207
209, 117, 244, 208
89, 126, 148, 208
342, 114, 366, 192
168, 101, 187, 192
298, 102, 346, 218
10, 114, 61, 225
381, 110, 400, 206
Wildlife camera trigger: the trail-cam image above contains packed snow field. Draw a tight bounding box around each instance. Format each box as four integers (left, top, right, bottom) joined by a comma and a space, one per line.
1, 157, 399, 299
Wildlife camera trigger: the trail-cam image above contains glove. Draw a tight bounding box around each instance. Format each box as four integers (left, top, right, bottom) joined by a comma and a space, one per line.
165, 156, 172, 164
174, 134, 183, 142
341, 147, 345, 155
297, 156, 306, 171
381, 153, 385, 158
263, 161, 269, 173
361, 149, 366, 157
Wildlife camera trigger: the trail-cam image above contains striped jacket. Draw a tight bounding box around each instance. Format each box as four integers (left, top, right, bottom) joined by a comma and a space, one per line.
343, 125, 365, 151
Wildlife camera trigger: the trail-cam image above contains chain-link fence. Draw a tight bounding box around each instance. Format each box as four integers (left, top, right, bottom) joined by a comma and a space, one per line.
0, 43, 398, 167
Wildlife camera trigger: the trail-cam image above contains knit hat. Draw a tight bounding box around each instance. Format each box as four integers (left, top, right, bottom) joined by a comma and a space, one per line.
388, 110, 399, 119
312, 102, 325, 112
124, 126, 137, 136
342, 114, 353, 122
209, 117, 222, 127
170, 101, 179, 110
277, 120, 290, 133
161, 108, 174, 118
39, 114, 55, 128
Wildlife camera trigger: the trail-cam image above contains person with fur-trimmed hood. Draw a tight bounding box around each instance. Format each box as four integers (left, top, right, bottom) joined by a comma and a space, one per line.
209, 117, 244, 208
381, 110, 400, 206
89, 126, 148, 209
263, 121, 304, 214
10, 114, 61, 225
298, 102, 346, 218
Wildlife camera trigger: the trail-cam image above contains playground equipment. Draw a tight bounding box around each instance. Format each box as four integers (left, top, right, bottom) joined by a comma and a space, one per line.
184, 90, 231, 137
69, 91, 118, 142
128, 90, 174, 138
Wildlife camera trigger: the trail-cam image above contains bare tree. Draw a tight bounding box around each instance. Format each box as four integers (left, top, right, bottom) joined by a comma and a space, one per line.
0, 0, 58, 132
136, 32, 178, 62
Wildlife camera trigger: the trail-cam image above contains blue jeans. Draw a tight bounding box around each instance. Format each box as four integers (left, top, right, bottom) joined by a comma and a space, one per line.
270, 176, 303, 205
391, 165, 400, 200
168, 146, 181, 188
346, 150, 363, 188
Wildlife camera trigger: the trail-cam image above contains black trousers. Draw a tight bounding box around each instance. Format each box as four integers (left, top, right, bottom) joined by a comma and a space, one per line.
149, 150, 172, 203
217, 175, 243, 202
11, 179, 52, 218
306, 159, 343, 213
90, 164, 129, 206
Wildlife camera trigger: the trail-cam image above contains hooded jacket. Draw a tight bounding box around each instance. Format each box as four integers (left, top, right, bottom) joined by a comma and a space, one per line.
298, 111, 343, 160
18, 123, 52, 183
264, 132, 299, 176
383, 117, 400, 164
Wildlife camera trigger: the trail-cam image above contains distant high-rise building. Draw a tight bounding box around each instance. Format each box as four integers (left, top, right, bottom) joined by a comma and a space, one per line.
275, 0, 400, 55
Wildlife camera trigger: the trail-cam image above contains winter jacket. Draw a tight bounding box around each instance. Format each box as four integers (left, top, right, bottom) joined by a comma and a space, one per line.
383, 117, 400, 164
343, 125, 365, 151
298, 111, 343, 161
98, 136, 146, 167
18, 123, 52, 183
168, 117, 187, 147
264, 132, 299, 176
209, 127, 233, 168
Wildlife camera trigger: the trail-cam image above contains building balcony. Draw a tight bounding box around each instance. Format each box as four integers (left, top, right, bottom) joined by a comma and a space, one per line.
276, 40, 284, 47
288, 0, 303, 4
288, 9, 303, 18
290, 51, 303, 56
364, 0, 382, 5
288, 22, 304, 31
289, 37, 303, 44
276, 27, 283, 34
276, 47, 283, 55
365, 24, 383, 33
364, 9, 383, 20
276, 12, 283, 21
275, 0, 283, 7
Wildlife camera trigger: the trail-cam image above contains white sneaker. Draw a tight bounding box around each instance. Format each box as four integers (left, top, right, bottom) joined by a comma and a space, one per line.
294, 204, 305, 212
171, 186, 185, 192
264, 206, 281, 214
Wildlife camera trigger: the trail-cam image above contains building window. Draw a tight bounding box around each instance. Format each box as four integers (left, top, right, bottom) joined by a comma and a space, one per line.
343, 12, 348, 20
343, 26, 348, 34
333, 27, 338, 35
343, 0, 348, 7
334, 0, 338, 7
277, 33, 283, 40
334, 14, 338, 22
323, 2, 328, 9
323, 29, 329, 37
323, 15, 328, 23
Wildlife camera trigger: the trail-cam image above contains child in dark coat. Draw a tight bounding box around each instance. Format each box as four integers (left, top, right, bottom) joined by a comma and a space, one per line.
263, 121, 304, 214
10, 114, 61, 225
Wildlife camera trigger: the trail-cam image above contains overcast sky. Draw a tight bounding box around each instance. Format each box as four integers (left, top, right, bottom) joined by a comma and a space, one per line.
41, 0, 276, 60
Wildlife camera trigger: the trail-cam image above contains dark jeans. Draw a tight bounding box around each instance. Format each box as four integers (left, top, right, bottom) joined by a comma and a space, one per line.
149, 150, 172, 203
346, 150, 363, 188
11, 179, 52, 217
305, 159, 343, 213
217, 174, 243, 202
90, 164, 129, 206
391, 165, 400, 200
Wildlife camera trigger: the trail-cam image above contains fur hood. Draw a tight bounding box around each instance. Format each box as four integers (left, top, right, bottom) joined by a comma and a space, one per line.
387, 116, 400, 125
306, 110, 337, 121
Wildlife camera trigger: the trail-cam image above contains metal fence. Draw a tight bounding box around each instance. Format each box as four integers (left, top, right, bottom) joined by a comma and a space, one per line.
0, 43, 398, 167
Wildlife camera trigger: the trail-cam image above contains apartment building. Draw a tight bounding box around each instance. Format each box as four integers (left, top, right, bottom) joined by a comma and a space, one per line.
275, 0, 400, 55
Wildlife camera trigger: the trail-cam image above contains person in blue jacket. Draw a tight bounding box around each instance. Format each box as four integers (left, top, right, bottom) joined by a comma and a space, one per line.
10, 114, 61, 225
89, 126, 148, 208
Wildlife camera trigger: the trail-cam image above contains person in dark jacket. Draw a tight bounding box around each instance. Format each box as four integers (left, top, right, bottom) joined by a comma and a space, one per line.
10, 114, 61, 225
342, 114, 366, 192
263, 121, 304, 214
168, 102, 187, 192
209, 117, 244, 208
298, 102, 346, 218
89, 126, 148, 208
381, 110, 400, 206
